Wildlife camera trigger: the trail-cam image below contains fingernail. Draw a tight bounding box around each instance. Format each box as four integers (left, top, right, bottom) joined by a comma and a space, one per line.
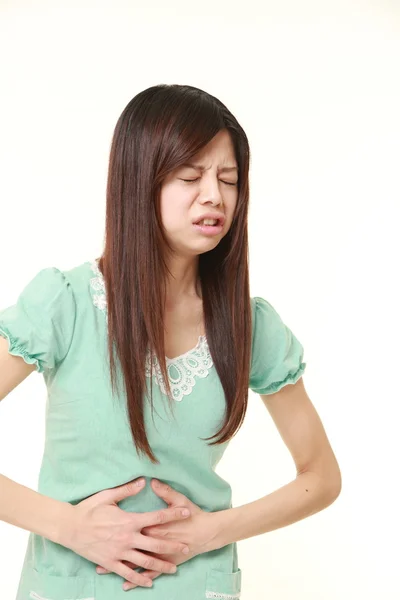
136, 478, 145, 486
182, 546, 190, 554
182, 509, 190, 517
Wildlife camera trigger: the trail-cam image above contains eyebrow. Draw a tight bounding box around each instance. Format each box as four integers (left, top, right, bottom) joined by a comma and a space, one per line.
181, 162, 238, 173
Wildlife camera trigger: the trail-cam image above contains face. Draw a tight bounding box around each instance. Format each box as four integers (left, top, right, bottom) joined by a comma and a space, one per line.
159, 129, 239, 257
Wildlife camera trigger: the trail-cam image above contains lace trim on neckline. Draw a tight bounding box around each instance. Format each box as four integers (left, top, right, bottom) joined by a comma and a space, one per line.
89, 258, 107, 312
165, 333, 205, 362
145, 335, 212, 401
89, 258, 213, 400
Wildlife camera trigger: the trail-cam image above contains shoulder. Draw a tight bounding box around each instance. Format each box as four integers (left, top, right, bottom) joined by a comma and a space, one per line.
250, 295, 285, 336
0, 260, 94, 373
38, 259, 97, 307
249, 295, 306, 395
251, 295, 280, 313
61, 259, 96, 289
21, 259, 92, 290
9, 258, 95, 328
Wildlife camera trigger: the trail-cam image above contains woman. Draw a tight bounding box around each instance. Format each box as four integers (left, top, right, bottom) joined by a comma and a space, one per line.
0, 84, 341, 599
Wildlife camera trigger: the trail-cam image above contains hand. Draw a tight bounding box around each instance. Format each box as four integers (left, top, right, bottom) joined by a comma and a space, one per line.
61, 477, 192, 589
96, 478, 220, 591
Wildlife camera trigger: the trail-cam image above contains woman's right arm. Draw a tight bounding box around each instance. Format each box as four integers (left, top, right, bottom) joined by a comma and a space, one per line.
0, 335, 74, 544
0, 473, 74, 544
0, 336, 191, 589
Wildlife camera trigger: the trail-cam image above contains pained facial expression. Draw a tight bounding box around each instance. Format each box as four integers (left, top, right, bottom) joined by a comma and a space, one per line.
159, 129, 239, 257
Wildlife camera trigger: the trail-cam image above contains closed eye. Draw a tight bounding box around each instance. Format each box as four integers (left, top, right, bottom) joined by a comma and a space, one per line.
180, 178, 237, 186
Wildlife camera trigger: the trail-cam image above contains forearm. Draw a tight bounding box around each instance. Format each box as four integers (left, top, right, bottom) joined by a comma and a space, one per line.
208, 471, 340, 551
0, 473, 74, 544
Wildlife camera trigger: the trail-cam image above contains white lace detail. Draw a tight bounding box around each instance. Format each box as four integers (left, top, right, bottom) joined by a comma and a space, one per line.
89, 258, 213, 399
145, 334, 213, 401
89, 259, 107, 313
205, 592, 241, 599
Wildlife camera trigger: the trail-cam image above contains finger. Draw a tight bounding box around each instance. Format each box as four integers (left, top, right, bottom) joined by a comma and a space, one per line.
136, 533, 190, 556
123, 549, 177, 575
123, 571, 161, 591
96, 566, 110, 574
97, 559, 140, 575
111, 561, 154, 588
138, 506, 190, 529
101, 477, 146, 504
151, 479, 188, 506
142, 525, 169, 538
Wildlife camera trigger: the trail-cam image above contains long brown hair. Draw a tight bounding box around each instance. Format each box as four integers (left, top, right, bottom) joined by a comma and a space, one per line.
98, 84, 252, 464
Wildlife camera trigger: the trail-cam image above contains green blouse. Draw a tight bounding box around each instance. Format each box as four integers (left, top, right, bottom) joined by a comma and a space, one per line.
0, 258, 306, 600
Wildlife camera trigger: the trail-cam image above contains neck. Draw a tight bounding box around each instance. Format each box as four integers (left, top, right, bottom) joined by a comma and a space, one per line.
164, 255, 201, 307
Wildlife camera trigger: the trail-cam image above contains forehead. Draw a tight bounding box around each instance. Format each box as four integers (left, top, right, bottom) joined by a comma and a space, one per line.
180, 162, 238, 174
180, 140, 238, 173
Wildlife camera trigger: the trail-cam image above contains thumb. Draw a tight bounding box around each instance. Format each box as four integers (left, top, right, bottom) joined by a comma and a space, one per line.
102, 477, 146, 504
150, 478, 188, 507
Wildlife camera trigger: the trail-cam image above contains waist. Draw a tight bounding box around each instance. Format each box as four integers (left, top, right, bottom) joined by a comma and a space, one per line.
17, 535, 241, 600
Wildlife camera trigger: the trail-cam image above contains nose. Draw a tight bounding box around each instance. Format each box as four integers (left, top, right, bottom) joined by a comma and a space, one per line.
198, 180, 223, 207
200, 196, 222, 207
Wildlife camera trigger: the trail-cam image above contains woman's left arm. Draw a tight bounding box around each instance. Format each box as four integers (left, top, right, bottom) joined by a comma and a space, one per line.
209, 376, 342, 550
101, 377, 341, 589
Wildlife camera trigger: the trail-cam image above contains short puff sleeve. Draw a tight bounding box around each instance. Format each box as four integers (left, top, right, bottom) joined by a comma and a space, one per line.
249, 296, 306, 394
0, 267, 76, 373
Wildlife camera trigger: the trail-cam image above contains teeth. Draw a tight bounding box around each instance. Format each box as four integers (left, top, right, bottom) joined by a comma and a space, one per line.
198, 218, 218, 226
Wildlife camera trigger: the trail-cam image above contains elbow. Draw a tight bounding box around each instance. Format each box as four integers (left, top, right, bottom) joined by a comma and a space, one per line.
299, 463, 342, 504
301, 453, 342, 502
322, 466, 342, 503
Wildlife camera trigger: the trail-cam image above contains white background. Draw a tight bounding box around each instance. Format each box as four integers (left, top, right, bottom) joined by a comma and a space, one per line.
0, 1, 399, 598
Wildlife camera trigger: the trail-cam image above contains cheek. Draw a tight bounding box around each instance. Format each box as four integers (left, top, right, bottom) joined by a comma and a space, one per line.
161, 209, 187, 233
160, 192, 191, 231
225, 198, 238, 223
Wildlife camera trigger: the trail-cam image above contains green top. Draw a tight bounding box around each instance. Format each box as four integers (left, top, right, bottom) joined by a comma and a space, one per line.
0, 258, 306, 600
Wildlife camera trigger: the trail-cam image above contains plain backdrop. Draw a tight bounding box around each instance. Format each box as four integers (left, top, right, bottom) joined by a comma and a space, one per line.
0, 1, 399, 598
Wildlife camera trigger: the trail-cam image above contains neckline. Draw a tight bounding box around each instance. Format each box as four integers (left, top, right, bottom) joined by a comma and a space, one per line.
89, 259, 208, 364
165, 334, 207, 363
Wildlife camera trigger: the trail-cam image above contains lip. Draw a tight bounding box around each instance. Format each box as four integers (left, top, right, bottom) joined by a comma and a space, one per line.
193, 222, 224, 236
192, 213, 226, 227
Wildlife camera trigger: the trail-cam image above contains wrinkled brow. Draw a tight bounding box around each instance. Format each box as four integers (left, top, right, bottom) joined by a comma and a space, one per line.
181, 162, 238, 174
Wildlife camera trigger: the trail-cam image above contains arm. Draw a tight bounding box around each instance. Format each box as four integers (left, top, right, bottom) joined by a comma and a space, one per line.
207, 377, 342, 550
0, 336, 74, 543
0, 334, 37, 402
0, 473, 74, 544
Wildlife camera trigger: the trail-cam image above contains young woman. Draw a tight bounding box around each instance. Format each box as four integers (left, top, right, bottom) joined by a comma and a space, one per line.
0, 84, 341, 600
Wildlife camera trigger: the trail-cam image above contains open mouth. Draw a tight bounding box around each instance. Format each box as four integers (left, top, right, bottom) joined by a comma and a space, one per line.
192, 218, 224, 236
194, 218, 221, 226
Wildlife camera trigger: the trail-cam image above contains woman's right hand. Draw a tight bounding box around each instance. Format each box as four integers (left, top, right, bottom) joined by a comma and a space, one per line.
60, 477, 191, 589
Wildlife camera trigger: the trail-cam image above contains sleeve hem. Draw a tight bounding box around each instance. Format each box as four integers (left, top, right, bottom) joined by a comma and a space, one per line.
0, 327, 43, 373
250, 361, 306, 395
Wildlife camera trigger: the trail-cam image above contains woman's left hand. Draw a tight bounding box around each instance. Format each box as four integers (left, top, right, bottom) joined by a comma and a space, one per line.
95, 478, 220, 591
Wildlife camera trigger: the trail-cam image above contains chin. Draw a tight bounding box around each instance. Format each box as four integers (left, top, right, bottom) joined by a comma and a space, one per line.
185, 240, 220, 256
